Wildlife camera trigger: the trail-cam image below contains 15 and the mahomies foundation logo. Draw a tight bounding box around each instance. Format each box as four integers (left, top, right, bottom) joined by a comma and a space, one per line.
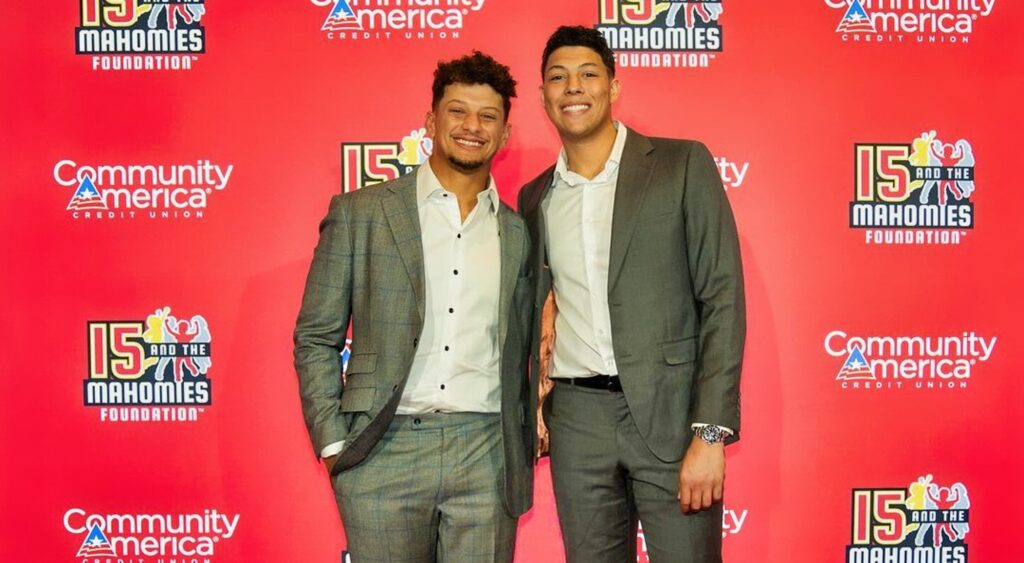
55, 159, 233, 220
826, 330, 996, 390
849, 131, 975, 245
847, 475, 969, 563
76, 0, 206, 71
64, 507, 239, 560
595, 0, 723, 69
313, 0, 486, 40
85, 307, 212, 422
827, 0, 995, 44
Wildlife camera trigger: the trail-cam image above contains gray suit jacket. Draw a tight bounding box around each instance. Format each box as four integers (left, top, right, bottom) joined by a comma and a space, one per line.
295, 171, 535, 517
518, 128, 745, 462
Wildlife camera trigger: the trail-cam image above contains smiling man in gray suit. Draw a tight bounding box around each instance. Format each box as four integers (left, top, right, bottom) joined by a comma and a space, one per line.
518, 27, 746, 563
295, 51, 534, 562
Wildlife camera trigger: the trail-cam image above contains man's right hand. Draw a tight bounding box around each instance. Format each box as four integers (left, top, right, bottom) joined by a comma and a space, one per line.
324, 455, 338, 473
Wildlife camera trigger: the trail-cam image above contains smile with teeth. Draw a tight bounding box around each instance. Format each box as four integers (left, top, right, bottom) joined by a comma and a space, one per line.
561, 103, 590, 115
454, 137, 485, 149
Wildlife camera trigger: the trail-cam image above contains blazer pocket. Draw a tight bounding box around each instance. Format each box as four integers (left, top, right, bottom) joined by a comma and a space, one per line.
345, 352, 377, 375
341, 352, 378, 413
662, 336, 698, 365
340, 383, 376, 413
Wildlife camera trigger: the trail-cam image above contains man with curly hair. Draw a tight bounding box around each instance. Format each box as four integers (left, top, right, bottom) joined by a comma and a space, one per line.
295, 51, 534, 562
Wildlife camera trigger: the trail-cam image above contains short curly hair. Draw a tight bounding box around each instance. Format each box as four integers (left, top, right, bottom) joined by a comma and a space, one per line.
431, 51, 517, 118
541, 26, 616, 78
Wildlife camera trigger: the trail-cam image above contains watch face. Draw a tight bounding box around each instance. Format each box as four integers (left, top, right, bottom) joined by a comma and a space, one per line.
700, 426, 724, 443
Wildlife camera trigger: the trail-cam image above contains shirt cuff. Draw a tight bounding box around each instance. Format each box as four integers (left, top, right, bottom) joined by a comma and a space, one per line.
320, 440, 345, 459
691, 423, 734, 436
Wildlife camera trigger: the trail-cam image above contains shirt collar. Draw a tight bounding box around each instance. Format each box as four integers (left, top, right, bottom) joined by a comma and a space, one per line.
553, 121, 629, 187
416, 161, 499, 215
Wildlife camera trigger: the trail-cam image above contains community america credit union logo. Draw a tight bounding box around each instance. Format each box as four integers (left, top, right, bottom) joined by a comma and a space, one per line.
827, 0, 995, 44
64, 507, 239, 560
85, 307, 212, 422
847, 475, 969, 563
312, 0, 486, 40
341, 128, 433, 192
76, 0, 206, 71
595, 0, 723, 69
849, 131, 975, 245
826, 330, 996, 391
55, 158, 233, 220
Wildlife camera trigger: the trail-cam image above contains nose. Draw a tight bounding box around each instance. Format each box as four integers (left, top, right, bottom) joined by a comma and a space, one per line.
566, 74, 583, 95
462, 111, 482, 132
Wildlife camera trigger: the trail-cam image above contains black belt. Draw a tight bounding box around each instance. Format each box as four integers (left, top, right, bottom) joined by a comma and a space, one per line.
565, 375, 622, 392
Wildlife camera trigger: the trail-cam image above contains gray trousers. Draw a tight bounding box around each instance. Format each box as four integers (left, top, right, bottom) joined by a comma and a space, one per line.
549, 380, 723, 563
332, 413, 517, 562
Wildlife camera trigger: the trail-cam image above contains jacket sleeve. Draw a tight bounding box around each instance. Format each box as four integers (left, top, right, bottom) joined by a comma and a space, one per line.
682, 142, 746, 442
294, 194, 354, 457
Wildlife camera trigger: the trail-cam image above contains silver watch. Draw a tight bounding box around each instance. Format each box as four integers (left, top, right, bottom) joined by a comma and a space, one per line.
694, 425, 726, 445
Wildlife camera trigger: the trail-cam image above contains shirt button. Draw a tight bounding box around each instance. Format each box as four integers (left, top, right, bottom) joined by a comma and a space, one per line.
448, 308, 454, 313
457, 233, 462, 239
440, 384, 446, 390
444, 345, 450, 351
453, 269, 459, 275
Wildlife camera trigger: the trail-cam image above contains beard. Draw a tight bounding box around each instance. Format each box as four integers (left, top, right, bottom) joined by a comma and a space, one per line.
448, 155, 487, 172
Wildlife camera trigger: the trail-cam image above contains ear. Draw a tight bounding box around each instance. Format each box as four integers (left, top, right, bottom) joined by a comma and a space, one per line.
425, 111, 436, 137
610, 77, 621, 103
499, 122, 512, 149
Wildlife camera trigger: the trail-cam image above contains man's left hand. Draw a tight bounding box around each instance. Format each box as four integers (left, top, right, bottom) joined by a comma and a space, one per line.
677, 435, 725, 513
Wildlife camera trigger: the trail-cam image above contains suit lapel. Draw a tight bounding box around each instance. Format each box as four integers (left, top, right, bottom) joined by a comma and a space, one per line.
382, 176, 426, 321
498, 206, 523, 349
526, 168, 554, 307
607, 129, 656, 293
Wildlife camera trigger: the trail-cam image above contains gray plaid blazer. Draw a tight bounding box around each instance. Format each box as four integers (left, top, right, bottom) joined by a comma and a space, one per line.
295, 171, 535, 517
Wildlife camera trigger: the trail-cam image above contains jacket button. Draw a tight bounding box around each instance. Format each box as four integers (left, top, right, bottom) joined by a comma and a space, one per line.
413, 338, 418, 347
392, 385, 398, 392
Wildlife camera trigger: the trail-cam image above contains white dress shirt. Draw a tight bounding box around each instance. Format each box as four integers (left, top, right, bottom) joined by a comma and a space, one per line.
543, 124, 628, 378
321, 163, 502, 458
397, 162, 502, 415
542, 123, 731, 436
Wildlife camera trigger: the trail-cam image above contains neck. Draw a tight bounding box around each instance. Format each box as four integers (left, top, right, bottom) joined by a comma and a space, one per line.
562, 120, 618, 180
428, 156, 491, 222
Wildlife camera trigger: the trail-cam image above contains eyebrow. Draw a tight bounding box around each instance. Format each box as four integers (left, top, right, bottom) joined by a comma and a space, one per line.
445, 99, 502, 112
545, 62, 601, 73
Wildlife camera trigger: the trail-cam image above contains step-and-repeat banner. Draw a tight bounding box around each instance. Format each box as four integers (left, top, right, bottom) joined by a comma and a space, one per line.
3, 1, 1023, 562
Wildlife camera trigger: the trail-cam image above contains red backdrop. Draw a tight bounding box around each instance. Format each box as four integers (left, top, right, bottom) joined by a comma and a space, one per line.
3, 1, 1023, 562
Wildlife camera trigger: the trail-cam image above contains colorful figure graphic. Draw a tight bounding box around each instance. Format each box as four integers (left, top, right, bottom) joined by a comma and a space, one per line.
908, 475, 970, 547
146, 309, 211, 381
398, 129, 433, 166
910, 131, 975, 206
143, 307, 171, 373
148, 2, 205, 31
925, 483, 970, 546
161, 314, 212, 381
666, 1, 724, 28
